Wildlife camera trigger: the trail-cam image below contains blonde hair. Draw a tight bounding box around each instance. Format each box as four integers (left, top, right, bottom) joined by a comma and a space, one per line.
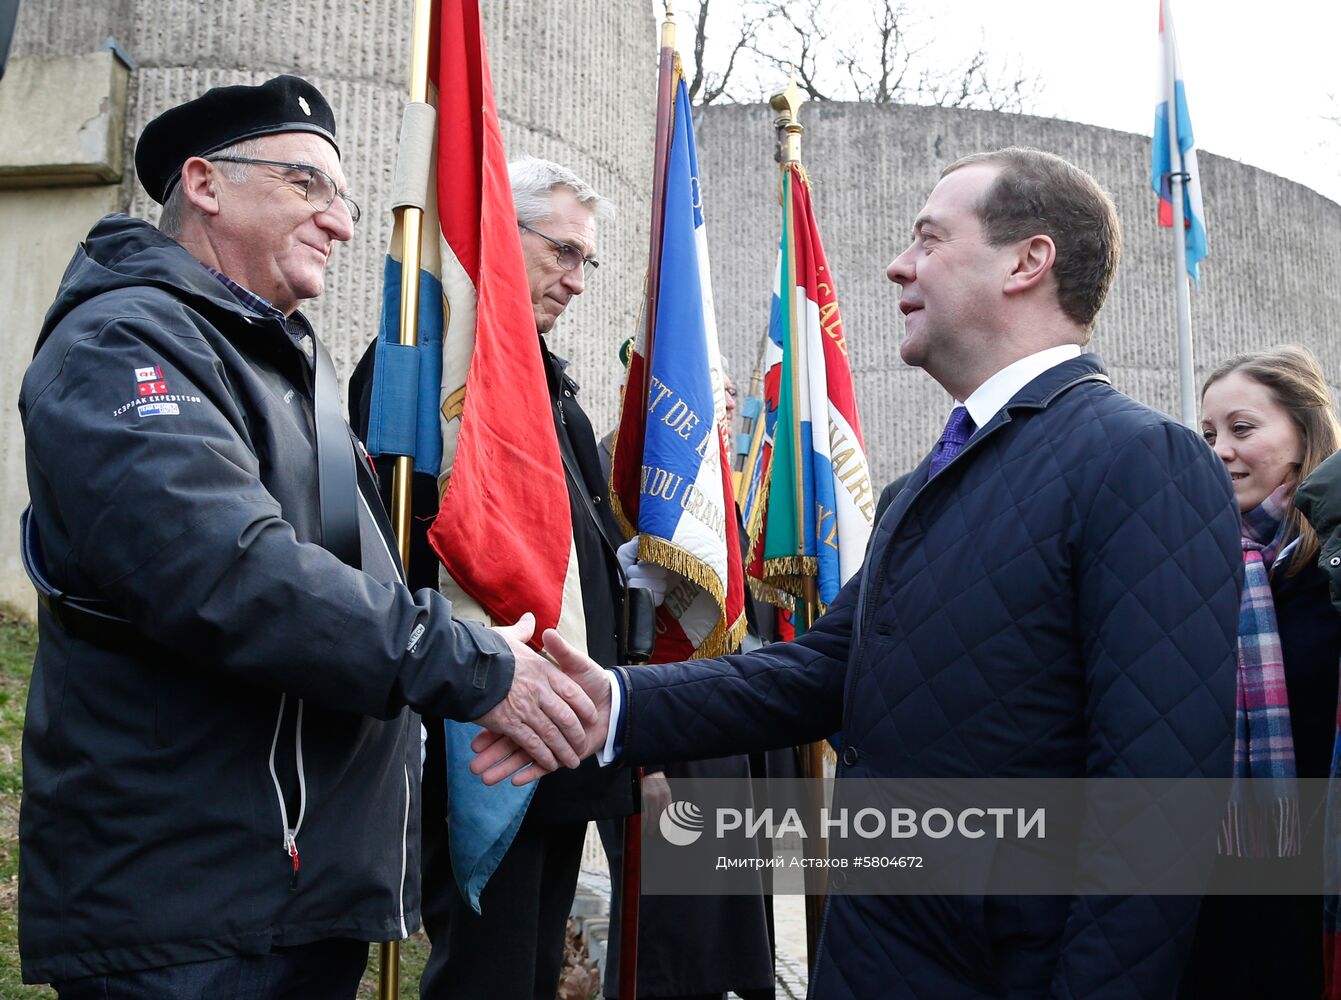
1203, 345, 1341, 573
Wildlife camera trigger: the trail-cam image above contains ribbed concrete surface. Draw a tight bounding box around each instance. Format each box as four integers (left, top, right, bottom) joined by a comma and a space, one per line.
10, 0, 656, 417
5, 2, 1341, 606
696, 101, 1341, 482
1, 0, 656, 609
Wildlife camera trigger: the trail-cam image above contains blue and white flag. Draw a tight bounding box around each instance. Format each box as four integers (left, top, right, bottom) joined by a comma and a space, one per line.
608, 72, 746, 661
1152, 0, 1208, 282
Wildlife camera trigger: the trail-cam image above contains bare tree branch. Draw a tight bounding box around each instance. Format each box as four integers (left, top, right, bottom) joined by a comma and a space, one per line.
684, 0, 768, 107
688, 0, 710, 104
688, 0, 1043, 113
704, 11, 762, 104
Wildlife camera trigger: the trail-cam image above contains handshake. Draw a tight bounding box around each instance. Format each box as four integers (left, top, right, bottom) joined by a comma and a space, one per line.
468, 615, 611, 787
469, 541, 671, 785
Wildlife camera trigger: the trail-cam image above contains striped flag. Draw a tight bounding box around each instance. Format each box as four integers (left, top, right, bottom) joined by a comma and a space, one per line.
744, 163, 873, 611
1153, 0, 1208, 282
608, 69, 746, 661
365, 0, 585, 911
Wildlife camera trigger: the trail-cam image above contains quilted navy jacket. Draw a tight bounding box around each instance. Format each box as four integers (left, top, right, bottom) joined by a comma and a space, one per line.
615, 354, 1243, 999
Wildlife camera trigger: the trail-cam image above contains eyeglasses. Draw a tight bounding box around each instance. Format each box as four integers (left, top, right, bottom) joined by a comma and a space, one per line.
207, 155, 361, 224
519, 223, 600, 276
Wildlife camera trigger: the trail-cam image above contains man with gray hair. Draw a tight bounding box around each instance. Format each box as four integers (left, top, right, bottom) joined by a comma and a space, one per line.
411, 156, 640, 999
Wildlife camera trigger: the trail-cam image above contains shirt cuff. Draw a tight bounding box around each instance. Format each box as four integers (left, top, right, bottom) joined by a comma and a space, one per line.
597, 668, 625, 766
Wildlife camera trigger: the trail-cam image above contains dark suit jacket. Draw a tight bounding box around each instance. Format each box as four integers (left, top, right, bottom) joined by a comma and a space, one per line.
611, 354, 1243, 999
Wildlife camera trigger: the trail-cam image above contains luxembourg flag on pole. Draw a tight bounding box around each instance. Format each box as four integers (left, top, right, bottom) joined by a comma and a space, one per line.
608, 71, 747, 661
1152, 0, 1208, 282
365, 0, 585, 912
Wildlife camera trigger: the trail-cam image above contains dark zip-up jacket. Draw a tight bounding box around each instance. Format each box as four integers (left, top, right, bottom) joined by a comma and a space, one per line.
1298, 451, 1341, 611
17, 215, 515, 983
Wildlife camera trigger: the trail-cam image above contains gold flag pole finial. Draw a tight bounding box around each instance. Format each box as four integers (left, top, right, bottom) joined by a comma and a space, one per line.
769, 77, 806, 165
661, 1, 676, 48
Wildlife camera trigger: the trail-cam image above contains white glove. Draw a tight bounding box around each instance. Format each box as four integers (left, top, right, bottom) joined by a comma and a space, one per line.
616, 538, 670, 607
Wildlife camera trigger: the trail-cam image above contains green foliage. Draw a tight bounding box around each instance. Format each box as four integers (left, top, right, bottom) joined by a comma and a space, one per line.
359, 933, 432, 999
0, 605, 55, 998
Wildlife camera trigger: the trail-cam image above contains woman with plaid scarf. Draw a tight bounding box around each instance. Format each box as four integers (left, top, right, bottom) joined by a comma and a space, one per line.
1181, 346, 1341, 999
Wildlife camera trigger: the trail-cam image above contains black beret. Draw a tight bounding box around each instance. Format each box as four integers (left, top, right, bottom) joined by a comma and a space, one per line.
134, 75, 339, 205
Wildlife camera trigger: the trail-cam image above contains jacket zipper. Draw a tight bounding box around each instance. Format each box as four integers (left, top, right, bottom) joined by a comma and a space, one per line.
268, 693, 308, 889
398, 763, 411, 937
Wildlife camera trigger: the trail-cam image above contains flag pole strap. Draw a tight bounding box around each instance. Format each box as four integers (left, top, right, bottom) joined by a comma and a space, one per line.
389, 0, 435, 570
380, 0, 434, 995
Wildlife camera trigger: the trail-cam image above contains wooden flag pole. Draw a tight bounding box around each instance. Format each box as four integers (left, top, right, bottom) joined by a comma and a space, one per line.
639, 1, 679, 414
619, 11, 680, 999
770, 79, 828, 973
735, 361, 766, 500
380, 0, 434, 995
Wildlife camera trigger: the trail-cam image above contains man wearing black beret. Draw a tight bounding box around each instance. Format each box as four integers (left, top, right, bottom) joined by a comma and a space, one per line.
16, 75, 598, 997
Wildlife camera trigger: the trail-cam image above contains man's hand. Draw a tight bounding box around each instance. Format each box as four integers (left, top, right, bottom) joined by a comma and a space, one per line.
471, 613, 598, 777
616, 538, 670, 607
640, 770, 672, 828
471, 626, 612, 786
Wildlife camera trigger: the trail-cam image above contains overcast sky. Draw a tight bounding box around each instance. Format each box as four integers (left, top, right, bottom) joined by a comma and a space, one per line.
662, 0, 1341, 204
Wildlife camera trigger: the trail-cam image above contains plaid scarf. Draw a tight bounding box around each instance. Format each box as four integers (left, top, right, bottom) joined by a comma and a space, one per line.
1219, 483, 1301, 858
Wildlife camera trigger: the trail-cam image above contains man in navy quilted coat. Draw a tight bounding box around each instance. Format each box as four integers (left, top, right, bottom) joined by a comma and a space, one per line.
476, 147, 1244, 998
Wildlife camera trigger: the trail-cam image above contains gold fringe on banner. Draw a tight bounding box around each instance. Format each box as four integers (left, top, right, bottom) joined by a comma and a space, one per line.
761, 555, 820, 604
636, 533, 749, 659
746, 575, 794, 611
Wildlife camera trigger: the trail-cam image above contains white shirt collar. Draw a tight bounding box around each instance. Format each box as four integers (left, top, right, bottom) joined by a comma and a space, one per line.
960, 344, 1083, 429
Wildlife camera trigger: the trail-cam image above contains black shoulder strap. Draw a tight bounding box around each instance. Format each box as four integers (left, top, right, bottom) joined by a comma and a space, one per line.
20, 505, 136, 645
313, 336, 362, 569
554, 434, 627, 588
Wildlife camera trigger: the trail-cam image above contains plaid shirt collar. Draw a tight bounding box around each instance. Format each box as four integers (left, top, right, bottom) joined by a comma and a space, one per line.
203, 264, 286, 322
203, 264, 313, 362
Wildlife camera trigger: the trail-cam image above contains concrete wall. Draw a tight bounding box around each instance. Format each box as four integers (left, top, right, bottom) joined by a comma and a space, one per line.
0, 185, 121, 612
0, 48, 130, 612
694, 101, 1341, 483
3, 4, 1341, 610
0, 0, 656, 611
10, 0, 656, 395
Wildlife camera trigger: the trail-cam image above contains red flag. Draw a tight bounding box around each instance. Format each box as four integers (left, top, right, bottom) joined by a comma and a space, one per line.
423, 0, 583, 645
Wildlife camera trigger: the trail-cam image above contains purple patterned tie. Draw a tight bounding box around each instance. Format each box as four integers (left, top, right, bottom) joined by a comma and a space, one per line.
928, 406, 976, 478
